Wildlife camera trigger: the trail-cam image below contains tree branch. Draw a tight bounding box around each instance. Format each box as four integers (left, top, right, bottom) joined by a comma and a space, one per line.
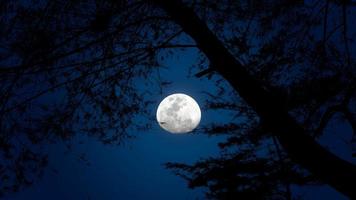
314, 105, 344, 137
342, 3, 351, 67
323, 0, 329, 43
152, 0, 356, 198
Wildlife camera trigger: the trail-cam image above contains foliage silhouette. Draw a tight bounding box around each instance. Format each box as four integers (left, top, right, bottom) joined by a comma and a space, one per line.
0, 0, 355, 199
154, 0, 356, 198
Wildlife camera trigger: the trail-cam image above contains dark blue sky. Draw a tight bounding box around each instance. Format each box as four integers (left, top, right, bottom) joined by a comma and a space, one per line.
5, 48, 229, 200
5, 48, 353, 200
1, 1, 355, 199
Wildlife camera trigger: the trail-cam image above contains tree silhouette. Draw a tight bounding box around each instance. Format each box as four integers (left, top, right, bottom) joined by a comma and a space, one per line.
155, 0, 356, 198
0, 0, 355, 199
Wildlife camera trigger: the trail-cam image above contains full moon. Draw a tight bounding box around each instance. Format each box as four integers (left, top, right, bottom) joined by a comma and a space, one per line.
156, 93, 201, 134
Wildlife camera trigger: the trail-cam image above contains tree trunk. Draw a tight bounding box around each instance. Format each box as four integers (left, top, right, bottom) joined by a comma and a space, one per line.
152, 0, 356, 198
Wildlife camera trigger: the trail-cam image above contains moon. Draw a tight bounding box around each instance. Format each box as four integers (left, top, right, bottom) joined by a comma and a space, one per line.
156, 93, 201, 134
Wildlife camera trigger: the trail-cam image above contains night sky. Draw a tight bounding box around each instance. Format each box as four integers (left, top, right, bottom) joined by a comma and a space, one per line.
1, 0, 356, 199
6, 48, 229, 200
5, 49, 352, 200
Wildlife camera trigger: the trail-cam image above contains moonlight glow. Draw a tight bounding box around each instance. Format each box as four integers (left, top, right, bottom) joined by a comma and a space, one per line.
156, 93, 201, 134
